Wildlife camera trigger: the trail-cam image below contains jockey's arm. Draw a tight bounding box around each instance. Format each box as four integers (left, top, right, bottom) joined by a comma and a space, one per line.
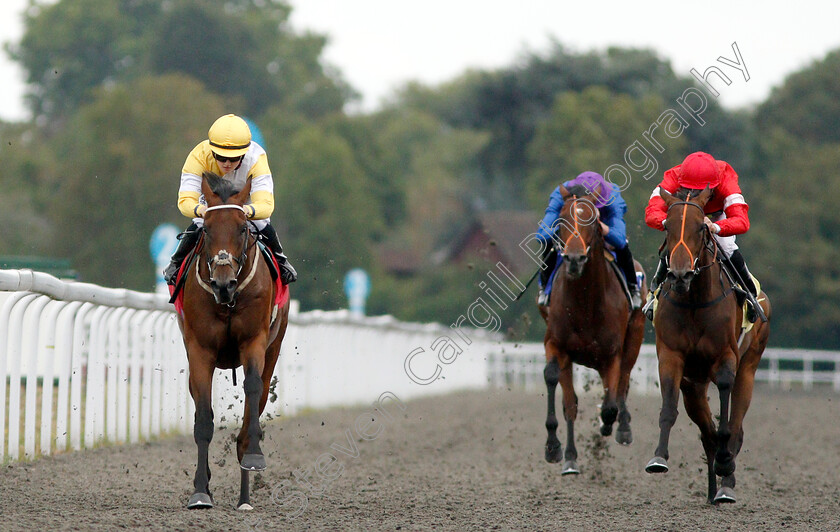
248, 190, 274, 219
600, 193, 627, 249
247, 173, 275, 220
711, 167, 750, 237
536, 187, 565, 243
177, 171, 204, 218
715, 203, 750, 236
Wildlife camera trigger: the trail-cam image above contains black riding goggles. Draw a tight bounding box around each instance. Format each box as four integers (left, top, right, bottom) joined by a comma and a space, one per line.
213, 153, 244, 163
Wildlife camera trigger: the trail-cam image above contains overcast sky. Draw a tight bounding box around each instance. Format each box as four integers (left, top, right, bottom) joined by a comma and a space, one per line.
1, 0, 838, 121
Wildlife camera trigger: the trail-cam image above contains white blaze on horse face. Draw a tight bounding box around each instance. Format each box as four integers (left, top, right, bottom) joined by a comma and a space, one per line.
213, 250, 235, 266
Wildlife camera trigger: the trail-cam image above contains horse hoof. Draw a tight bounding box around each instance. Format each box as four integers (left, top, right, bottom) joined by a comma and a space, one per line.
714, 487, 736, 504
187, 492, 214, 509
561, 460, 580, 475
615, 429, 633, 445
241, 453, 266, 471
237, 503, 254, 511
645, 456, 668, 473
599, 423, 613, 437
545, 443, 562, 463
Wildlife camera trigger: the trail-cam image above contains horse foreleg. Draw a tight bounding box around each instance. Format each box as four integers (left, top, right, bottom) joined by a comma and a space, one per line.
187, 357, 215, 509
543, 357, 561, 464
558, 356, 579, 475
681, 381, 718, 504
239, 361, 266, 472
646, 345, 684, 474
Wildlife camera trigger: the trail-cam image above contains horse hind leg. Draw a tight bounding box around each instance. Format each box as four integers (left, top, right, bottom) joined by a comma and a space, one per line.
615, 398, 632, 445
681, 381, 719, 504
616, 306, 645, 446
597, 357, 621, 438
713, 364, 737, 479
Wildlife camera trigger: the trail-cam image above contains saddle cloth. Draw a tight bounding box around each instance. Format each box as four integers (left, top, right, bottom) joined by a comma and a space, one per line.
544, 249, 638, 305
652, 274, 761, 334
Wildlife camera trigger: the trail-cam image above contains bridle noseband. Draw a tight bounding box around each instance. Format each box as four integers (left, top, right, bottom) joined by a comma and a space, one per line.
561, 197, 598, 258
195, 204, 258, 304
665, 200, 717, 276
661, 198, 734, 310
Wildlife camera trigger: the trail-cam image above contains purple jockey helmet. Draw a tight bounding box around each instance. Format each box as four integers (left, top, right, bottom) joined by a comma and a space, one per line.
564, 171, 612, 208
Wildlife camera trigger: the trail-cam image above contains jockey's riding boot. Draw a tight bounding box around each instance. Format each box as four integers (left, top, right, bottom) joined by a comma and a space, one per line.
615, 243, 642, 309
642, 255, 668, 321
163, 223, 200, 285
727, 250, 758, 323
257, 224, 297, 284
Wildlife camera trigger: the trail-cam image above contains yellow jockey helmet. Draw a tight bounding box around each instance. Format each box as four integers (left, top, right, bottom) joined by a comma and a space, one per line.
208, 114, 251, 158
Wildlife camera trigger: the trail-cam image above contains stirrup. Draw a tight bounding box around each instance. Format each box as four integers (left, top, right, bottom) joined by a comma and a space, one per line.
537, 289, 549, 306
629, 286, 642, 310
642, 293, 656, 321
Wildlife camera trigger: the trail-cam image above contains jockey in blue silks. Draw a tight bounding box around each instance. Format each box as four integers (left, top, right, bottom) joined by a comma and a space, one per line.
535, 171, 642, 308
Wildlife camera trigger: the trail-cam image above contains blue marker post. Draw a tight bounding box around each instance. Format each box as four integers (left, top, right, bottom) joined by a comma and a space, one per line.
343, 268, 371, 317
150, 223, 181, 294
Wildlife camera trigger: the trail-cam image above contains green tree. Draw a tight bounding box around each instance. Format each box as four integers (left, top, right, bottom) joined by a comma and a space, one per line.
8, 0, 351, 123
749, 132, 840, 348
0, 122, 55, 255
756, 48, 840, 146
47, 74, 227, 288
526, 86, 687, 264
268, 124, 384, 310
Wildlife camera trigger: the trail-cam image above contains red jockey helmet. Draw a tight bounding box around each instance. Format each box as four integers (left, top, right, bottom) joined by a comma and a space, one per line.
678, 151, 721, 189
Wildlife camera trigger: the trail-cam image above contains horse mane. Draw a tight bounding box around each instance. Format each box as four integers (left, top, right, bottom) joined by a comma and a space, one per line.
674, 187, 714, 202
566, 184, 592, 198
203, 171, 242, 203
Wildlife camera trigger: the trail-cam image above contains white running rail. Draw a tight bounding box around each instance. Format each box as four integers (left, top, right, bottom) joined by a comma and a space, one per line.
486, 343, 840, 393
1, 269, 503, 462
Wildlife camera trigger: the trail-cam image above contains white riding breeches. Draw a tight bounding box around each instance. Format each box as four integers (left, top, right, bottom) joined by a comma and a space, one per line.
709, 212, 738, 258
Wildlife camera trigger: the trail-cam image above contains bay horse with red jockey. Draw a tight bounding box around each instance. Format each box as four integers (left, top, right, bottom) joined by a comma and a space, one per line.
177, 172, 290, 510
540, 185, 647, 474
644, 186, 771, 504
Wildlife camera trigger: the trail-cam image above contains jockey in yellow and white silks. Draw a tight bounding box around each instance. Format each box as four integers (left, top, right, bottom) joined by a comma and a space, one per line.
163, 114, 297, 285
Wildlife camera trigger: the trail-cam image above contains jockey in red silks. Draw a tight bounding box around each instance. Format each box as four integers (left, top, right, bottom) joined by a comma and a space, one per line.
535, 171, 643, 309
642, 151, 758, 321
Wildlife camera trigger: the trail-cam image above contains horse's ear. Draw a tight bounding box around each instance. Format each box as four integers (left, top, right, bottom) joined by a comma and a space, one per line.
659, 187, 678, 206
201, 172, 220, 203
694, 185, 713, 206
231, 176, 252, 205
558, 184, 573, 200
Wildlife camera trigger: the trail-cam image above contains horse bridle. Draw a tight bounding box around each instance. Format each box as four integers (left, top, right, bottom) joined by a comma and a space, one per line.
194, 204, 259, 303
561, 197, 598, 258
664, 200, 718, 277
